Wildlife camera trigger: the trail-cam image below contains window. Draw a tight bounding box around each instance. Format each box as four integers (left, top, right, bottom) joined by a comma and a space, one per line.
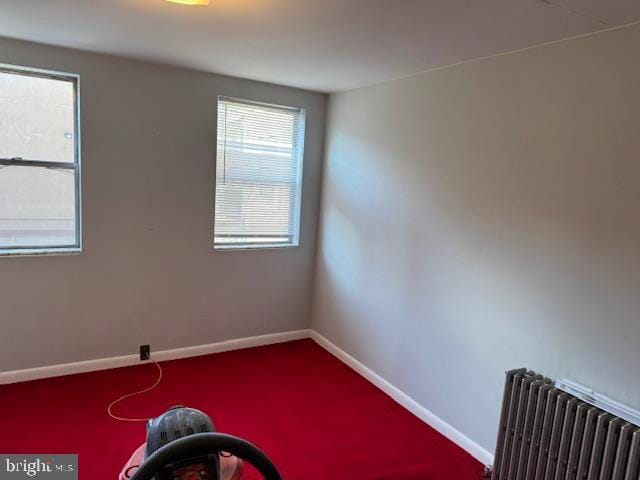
214, 97, 305, 249
0, 64, 81, 256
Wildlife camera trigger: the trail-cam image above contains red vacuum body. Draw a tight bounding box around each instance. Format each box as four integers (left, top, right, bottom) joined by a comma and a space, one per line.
119, 442, 242, 480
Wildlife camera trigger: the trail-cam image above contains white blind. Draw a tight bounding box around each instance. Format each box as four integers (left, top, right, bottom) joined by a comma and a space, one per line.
214, 97, 305, 248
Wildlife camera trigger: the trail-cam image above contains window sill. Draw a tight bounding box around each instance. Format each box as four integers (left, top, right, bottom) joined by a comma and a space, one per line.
214, 243, 299, 252
0, 247, 82, 258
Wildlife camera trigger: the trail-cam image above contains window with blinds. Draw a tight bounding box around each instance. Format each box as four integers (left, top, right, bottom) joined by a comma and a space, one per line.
214, 97, 305, 249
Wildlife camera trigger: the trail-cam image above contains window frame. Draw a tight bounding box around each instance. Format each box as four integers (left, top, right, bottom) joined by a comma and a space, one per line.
213, 96, 306, 251
0, 63, 82, 257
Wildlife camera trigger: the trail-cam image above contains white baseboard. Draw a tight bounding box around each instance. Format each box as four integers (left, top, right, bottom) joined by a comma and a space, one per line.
0, 329, 311, 385
309, 330, 495, 466
0, 326, 492, 466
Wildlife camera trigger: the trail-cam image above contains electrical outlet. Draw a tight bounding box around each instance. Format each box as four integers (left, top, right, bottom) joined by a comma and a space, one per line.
140, 344, 150, 361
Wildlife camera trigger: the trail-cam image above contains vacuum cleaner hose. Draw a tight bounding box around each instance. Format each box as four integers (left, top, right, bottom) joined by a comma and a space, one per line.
129, 432, 282, 480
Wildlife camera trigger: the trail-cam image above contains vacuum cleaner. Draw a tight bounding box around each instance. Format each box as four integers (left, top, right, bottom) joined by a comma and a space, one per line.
119, 406, 282, 480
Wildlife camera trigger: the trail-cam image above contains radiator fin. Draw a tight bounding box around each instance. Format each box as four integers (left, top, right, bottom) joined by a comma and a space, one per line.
516, 380, 547, 480
565, 403, 591, 480
509, 375, 544, 479
492, 369, 640, 480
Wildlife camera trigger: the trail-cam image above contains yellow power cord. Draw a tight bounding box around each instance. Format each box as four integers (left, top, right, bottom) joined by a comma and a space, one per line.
107, 360, 163, 422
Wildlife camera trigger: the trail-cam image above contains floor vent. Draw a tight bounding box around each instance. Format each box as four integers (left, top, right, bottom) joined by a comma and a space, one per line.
492, 369, 640, 480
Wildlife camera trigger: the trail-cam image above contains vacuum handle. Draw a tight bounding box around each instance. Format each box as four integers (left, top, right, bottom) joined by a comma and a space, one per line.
130, 432, 282, 480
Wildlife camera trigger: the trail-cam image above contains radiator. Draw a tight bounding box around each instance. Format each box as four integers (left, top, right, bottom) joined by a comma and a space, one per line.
492, 369, 640, 480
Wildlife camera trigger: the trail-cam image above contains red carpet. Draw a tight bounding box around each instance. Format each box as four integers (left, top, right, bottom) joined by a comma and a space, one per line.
0, 340, 483, 479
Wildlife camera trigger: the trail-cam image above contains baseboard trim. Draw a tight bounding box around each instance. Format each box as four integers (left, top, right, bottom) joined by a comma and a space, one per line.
309, 330, 495, 466
0, 326, 493, 465
0, 329, 311, 385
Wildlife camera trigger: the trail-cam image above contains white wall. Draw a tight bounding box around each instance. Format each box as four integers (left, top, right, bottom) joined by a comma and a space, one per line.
312, 24, 640, 454
0, 37, 326, 372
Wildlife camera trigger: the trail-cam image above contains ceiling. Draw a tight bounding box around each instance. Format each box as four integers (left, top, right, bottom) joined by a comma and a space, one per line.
1, 0, 639, 92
